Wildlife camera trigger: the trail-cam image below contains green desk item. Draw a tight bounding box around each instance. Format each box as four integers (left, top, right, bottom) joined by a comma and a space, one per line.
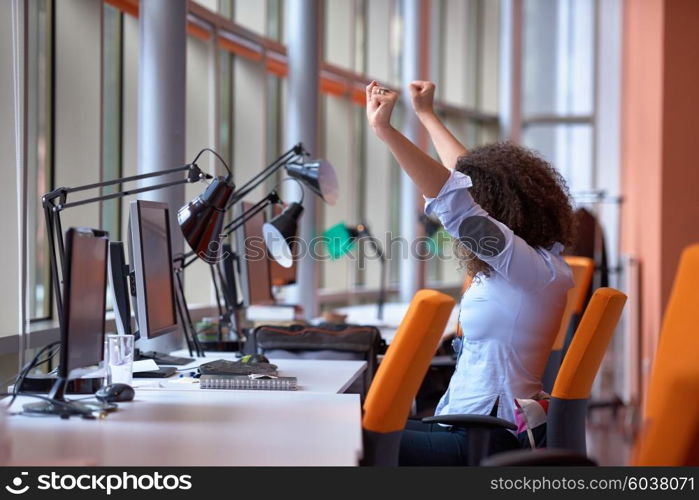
323, 222, 356, 260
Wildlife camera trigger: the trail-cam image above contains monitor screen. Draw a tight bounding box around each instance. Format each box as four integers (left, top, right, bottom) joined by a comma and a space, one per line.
61, 228, 109, 377
236, 201, 274, 306
130, 200, 178, 339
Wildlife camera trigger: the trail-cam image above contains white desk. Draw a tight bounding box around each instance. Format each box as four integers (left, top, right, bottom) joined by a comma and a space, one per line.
330, 302, 459, 344
134, 353, 367, 394
5, 391, 363, 466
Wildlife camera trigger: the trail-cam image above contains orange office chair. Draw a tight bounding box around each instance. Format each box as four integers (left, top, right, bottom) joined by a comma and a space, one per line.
361, 289, 455, 466
633, 367, 699, 466
486, 244, 699, 466
545, 287, 627, 454
632, 244, 699, 465
542, 256, 595, 392
426, 287, 626, 465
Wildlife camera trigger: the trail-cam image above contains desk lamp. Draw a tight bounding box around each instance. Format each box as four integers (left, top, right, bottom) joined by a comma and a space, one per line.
176, 144, 338, 349
322, 222, 388, 320
42, 149, 235, 357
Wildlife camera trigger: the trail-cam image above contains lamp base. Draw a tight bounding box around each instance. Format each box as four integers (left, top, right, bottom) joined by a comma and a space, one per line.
22, 400, 117, 417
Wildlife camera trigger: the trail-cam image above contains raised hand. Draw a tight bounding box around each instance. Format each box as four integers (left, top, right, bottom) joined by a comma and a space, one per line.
408, 80, 436, 116
366, 80, 399, 138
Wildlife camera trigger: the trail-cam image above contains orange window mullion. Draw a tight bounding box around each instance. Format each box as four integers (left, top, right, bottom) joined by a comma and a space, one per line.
320, 77, 348, 98
218, 37, 264, 63
187, 22, 212, 41
104, 0, 139, 17
265, 57, 288, 78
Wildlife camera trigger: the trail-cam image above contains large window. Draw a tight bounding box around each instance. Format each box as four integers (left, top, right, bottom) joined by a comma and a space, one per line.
102, 4, 123, 241
521, 0, 595, 194
26, 0, 53, 321
15, 0, 505, 327
425, 0, 501, 287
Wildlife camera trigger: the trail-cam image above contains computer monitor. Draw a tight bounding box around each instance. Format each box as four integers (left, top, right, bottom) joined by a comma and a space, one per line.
129, 200, 178, 339
268, 204, 297, 286
60, 228, 109, 378
23, 227, 109, 415
218, 243, 239, 308
235, 201, 274, 306
108, 241, 132, 337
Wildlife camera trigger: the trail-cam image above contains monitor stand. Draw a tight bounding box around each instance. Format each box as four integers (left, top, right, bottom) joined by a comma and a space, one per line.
22, 377, 117, 417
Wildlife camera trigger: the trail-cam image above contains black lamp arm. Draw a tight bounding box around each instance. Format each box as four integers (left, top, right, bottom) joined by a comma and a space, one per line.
354, 224, 387, 321
222, 190, 281, 237
227, 143, 307, 207
43, 162, 209, 322
41, 164, 208, 212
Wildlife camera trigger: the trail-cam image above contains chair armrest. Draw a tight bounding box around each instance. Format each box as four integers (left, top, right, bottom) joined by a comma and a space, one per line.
422, 414, 517, 431
481, 448, 597, 466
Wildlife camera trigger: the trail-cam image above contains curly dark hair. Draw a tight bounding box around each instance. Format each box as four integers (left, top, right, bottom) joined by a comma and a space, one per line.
453, 142, 575, 279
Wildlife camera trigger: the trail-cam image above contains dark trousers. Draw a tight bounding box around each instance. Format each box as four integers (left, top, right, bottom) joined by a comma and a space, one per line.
398, 418, 520, 466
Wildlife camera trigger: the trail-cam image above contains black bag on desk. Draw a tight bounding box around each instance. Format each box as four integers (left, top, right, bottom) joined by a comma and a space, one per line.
198, 359, 278, 376
249, 323, 383, 397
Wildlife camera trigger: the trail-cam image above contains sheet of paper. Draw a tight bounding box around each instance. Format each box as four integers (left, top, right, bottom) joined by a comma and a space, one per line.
132, 359, 159, 373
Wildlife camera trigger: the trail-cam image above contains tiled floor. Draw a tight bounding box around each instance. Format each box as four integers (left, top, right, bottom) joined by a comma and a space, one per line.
586, 404, 637, 465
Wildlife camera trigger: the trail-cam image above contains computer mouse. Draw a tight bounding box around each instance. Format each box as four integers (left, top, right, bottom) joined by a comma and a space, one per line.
95, 383, 135, 403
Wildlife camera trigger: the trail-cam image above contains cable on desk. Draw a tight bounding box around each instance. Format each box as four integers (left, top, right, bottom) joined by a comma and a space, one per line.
0, 392, 103, 420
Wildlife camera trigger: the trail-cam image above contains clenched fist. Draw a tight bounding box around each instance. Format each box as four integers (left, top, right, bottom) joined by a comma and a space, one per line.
366, 80, 398, 138
408, 80, 436, 116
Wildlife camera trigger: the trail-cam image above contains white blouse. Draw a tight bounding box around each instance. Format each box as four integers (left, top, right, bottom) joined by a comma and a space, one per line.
424, 169, 574, 426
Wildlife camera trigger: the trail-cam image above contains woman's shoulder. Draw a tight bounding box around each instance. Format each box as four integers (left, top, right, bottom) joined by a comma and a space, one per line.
534, 242, 575, 290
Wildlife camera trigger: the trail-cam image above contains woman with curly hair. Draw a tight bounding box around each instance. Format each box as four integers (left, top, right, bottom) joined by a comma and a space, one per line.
366, 80, 576, 465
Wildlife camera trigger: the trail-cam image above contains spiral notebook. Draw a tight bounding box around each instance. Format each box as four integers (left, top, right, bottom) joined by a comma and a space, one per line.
199, 374, 298, 391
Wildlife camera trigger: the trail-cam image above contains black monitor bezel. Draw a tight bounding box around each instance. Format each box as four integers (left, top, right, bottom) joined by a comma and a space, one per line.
129, 199, 179, 339
59, 227, 109, 379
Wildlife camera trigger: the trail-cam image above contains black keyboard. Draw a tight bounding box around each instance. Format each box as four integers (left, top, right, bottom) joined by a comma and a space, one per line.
132, 367, 178, 378
137, 351, 194, 366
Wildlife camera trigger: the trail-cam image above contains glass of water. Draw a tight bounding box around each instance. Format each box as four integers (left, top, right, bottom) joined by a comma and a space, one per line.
103, 334, 135, 386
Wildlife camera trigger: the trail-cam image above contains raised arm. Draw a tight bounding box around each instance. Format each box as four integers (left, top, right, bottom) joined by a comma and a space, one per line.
366, 81, 449, 198
408, 81, 467, 170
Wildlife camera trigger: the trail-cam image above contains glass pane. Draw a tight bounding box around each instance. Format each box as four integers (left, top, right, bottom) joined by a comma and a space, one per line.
354, 106, 367, 287
26, 0, 53, 320
234, 0, 266, 34
266, 0, 283, 41
101, 5, 123, 241
265, 73, 282, 192
522, 0, 594, 116
522, 123, 594, 194
219, 0, 234, 19
324, 0, 354, 69
354, 0, 367, 73
219, 50, 233, 173
440, 0, 479, 108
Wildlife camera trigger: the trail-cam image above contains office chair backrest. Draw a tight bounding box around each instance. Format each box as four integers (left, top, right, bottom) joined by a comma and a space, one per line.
541, 256, 596, 392
552, 256, 595, 351
633, 367, 699, 465
644, 244, 699, 423
547, 287, 627, 454
361, 289, 455, 465
634, 244, 699, 465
